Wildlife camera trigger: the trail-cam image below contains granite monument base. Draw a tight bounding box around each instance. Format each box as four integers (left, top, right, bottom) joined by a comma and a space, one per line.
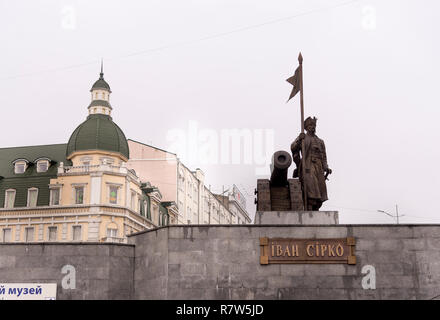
254, 210, 339, 225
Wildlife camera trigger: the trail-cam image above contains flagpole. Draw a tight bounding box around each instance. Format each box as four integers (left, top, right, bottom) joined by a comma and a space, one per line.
298, 52, 307, 210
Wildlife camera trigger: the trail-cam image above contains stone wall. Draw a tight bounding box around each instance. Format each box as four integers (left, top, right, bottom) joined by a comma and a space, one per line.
129, 228, 169, 299
0, 243, 134, 299
1, 224, 440, 299
128, 224, 440, 300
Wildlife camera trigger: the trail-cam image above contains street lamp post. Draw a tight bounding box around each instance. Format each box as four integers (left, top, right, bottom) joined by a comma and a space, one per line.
377, 205, 404, 224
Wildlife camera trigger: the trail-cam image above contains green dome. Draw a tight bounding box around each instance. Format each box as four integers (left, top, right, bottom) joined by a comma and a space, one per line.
91, 72, 111, 91
66, 114, 129, 159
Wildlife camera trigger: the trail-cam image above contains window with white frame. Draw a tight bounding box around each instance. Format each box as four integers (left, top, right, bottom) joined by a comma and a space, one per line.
74, 186, 84, 204
193, 186, 197, 200
193, 210, 198, 224
178, 172, 185, 191
14, 160, 27, 174
4, 189, 16, 208
25, 227, 34, 242
107, 228, 117, 238
80, 156, 92, 169
130, 191, 137, 211
109, 185, 119, 204
36, 159, 49, 173
72, 225, 82, 241
152, 205, 159, 222
48, 226, 57, 241
138, 198, 142, 214
187, 182, 192, 198
2, 228, 11, 242
50, 187, 61, 205
27, 188, 38, 207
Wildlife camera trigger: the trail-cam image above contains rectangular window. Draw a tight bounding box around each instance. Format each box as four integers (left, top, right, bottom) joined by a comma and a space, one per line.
82, 161, 90, 172
75, 187, 84, 204
37, 161, 48, 172
72, 225, 81, 241
5, 190, 16, 208
138, 199, 143, 214
109, 186, 118, 204
107, 228, 117, 238
48, 226, 57, 241
50, 188, 60, 205
27, 188, 38, 207
25, 227, 34, 242
131, 191, 136, 210
15, 163, 25, 174
193, 211, 198, 224
2, 228, 11, 242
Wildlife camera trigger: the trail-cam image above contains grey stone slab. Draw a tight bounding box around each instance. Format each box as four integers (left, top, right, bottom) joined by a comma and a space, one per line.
228, 227, 260, 239
230, 288, 255, 300
110, 245, 134, 257
81, 267, 110, 280
356, 239, 376, 251
255, 211, 339, 225
253, 288, 278, 300
402, 238, 426, 251
353, 226, 415, 239
255, 264, 281, 276
380, 288, 417, 300
180, 263, 207, 276
229, 262, 258, 275
349, 288, 381, 300
0, 255, 16, 268
241, 276, 269, 289
168, 238, 205, 252
279, 264, 305, 276
168, 251, 204, 264
365, 250, 414, 264
303, 264, 347, 276
314, 227, 348, 238
376, 275, 416, 289
267, 276, 294, 288
413, 227, 440, 238
204, 238, 229, 252
376, 263, 405, 275
375, 239, 404, 251
426, 238, 440, 250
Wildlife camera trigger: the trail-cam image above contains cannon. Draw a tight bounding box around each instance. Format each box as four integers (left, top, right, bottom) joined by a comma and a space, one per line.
270, 151, 292, 187
256, 150, 304, 211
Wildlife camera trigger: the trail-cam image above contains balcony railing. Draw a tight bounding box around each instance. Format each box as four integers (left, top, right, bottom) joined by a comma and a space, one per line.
58, 163, 138, 181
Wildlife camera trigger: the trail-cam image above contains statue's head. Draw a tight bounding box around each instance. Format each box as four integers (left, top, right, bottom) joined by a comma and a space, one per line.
304, 116, 317, 134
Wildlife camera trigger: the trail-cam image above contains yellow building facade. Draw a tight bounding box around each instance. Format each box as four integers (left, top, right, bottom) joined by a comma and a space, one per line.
0, 69, 177, 243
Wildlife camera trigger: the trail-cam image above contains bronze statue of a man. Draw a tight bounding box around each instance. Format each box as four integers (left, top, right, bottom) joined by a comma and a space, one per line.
291, 117, 332, 210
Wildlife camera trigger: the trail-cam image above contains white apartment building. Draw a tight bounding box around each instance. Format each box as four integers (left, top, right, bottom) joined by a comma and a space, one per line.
127, 139, 251, 225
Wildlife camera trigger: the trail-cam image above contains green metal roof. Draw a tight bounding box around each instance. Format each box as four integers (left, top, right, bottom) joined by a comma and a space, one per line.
91, 72, 111, 91
66, 114, 129, 159
0, 144, 69, 179
0, 144, 70, 207
88, 100, 112, 109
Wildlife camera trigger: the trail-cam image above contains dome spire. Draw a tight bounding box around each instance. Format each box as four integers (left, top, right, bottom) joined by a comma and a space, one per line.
89, 59, 112, 116
100, 58, 104, 79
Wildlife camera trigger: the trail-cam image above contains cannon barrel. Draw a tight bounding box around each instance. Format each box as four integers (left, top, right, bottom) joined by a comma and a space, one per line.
270, 150, 292, 186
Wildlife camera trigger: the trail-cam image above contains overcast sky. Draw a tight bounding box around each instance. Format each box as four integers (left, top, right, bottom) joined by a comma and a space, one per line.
1, 0, 439, 224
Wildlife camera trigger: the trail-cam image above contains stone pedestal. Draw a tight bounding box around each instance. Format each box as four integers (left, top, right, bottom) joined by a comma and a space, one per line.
254, 211, 339, 225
